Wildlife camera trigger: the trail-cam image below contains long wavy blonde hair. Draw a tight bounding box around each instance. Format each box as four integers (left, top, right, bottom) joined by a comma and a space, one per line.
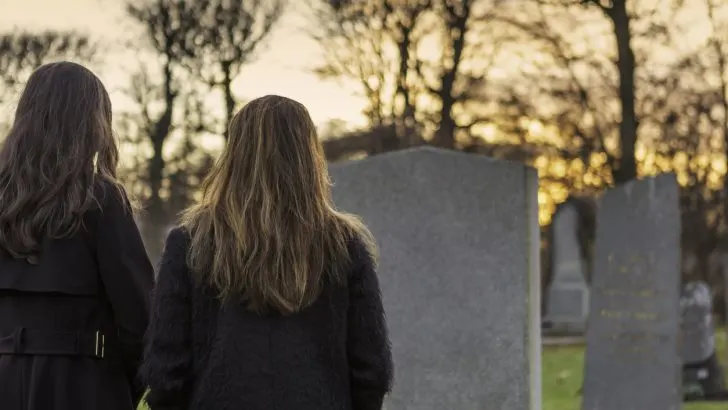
181, 95, 374, 314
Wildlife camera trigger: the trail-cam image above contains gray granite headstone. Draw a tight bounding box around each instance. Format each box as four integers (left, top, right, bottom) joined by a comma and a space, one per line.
330, 147, 542, 410
545, 201, 590, 331
680, 281, 726, 399
582, 174, 681, 410
680, 281, 715, 364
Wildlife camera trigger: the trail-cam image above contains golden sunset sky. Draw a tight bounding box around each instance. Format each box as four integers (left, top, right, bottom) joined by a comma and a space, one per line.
0, 0, 369, 129
0, 0, 719, 130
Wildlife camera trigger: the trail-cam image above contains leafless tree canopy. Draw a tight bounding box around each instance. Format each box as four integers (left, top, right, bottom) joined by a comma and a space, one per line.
3, 0, 728, 304
0, 31, 96, 101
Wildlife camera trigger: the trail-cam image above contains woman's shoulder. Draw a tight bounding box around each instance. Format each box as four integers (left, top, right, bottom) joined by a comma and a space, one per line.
92, 177, 131, 213
335, 212, 377, 264
161, 226, 192, 259
346, 229, 377, 271
166, 226, 190, 247
80, 178, 131, 231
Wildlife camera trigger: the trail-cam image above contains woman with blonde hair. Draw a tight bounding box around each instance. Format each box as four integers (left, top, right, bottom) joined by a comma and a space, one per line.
142, 95, 393, 410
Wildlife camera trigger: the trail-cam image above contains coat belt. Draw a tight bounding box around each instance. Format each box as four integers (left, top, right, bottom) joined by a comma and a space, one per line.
0, 327, 105, 358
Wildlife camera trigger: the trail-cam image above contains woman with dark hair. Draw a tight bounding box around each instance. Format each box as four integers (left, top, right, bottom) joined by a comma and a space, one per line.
142, 95, 393, 410
0, 62, 154, 410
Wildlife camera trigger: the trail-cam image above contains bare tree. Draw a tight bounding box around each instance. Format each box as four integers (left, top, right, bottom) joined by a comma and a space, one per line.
582, 0, 638, 183
643, 51, 723, 283
493, 3, 618, 188
494, 0, 687, 185
0, 30, 96, 106
310, 0, 430, 135
706, 0, 728, 155
311, 0, 527, 157
426, 0, 481, 148
116, 58, 217, 261
190, 0, 286, 138
125, 0, 204, 256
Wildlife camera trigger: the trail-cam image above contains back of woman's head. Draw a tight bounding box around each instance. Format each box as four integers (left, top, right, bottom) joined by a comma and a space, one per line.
0, 61, 120, 263
182, 94, 374, 314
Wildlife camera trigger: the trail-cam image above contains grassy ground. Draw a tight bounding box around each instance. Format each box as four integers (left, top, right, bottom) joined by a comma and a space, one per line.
543, 329, 728, 410
139, 330, 728, 410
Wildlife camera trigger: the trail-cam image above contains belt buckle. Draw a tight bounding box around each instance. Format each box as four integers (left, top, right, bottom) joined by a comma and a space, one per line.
94, 331, 105, 359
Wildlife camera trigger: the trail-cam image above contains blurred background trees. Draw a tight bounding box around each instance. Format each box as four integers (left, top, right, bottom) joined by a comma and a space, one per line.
2, 0, 728, 314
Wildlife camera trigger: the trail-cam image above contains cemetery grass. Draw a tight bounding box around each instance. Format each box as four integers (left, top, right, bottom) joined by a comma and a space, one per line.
543, 329, 728, 410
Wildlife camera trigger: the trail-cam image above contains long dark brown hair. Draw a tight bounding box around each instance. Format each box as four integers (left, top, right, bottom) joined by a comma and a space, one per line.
181, 95, 375, 314
0, 61, 122, 263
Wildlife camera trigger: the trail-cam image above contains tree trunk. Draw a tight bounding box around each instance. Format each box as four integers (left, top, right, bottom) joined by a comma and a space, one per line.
433, 112, 457, 149
610, 0, 638, 184
148, 140, 165, 217
222, 60, 235, 140
143, 62, 175, 265
145, 118, 171, 265
395, 25, 416, 145
139, 208, 167, 267
432, 4, 469, 149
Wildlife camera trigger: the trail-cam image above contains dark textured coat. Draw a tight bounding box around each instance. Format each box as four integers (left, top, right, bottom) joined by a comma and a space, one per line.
141, 227, 393, 410
0, 181, 154, 410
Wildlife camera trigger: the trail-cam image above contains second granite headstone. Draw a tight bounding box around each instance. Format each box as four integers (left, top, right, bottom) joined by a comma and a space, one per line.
582, 174, 682, 410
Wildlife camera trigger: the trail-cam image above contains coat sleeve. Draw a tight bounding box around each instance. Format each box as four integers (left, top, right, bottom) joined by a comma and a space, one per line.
141, 227, 193, 410
347, 237, 394, 410
95, 185, 155, 406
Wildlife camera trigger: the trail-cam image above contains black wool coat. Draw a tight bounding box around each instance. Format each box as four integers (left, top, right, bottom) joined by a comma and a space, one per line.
141, 228, 394, 410
0, 180, 154, 410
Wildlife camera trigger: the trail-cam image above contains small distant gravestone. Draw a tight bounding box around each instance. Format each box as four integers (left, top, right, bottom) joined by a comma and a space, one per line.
681, 282, 716, 365
545, 200, 590, 333
330, 147, 542, 410
582, 175, 682, 410
680, 281, 727, 400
